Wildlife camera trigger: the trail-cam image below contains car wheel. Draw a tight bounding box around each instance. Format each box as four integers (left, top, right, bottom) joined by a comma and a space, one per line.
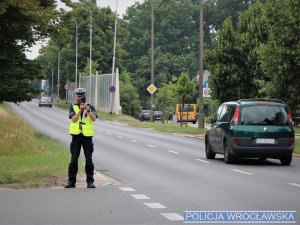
280, 154, 292, 166
224, 142, 235, 164
205, 140, 215, 159
193, 121, 196, 124
39, 105, 41, 107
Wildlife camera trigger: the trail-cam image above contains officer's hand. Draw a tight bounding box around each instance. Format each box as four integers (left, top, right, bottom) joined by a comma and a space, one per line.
80, 103, 86, 111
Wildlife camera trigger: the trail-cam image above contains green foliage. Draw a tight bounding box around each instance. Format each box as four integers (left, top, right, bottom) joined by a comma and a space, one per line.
175, 72, 197, 104
122, 0, 255, 106
206, 0, 300, 109
119, 71, 141, 117
37, 0, 129, 98
0, 0, 66, 102
258, 0, 300, 110
156, 82, 178, 123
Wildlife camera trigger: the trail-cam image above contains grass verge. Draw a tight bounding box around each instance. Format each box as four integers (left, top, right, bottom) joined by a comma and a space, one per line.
0, 103, 82, 188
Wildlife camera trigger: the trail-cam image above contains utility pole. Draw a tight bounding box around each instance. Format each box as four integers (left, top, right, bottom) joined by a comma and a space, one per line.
72, 19, 78, 88
78, 2, 92, 102
57, 51, 60, 99
150, 0, 155, 122
198, 0, 204, 128
110, 0, 118, 114
51, 68, 54, 98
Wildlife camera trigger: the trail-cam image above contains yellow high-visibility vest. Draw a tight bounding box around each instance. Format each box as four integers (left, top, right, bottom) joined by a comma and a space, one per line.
69, 105, 94, 137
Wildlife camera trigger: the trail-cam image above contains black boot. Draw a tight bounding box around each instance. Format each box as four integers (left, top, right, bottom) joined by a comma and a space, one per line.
64, 182, 76, 188
87, 183, 95, 188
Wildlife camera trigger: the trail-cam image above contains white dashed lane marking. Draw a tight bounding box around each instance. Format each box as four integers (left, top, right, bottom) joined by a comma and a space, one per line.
168, 150, 179, 154
130, 140, 138, 143
144, 203, 166, 209
195, 158, 211, 164
106, 132, 112, 135
131, 194, 150, 200
288, 183, 300, 188
147, 144, 156, 148
232, 169, 252, 175
160, 213, 184, 221
119, 187, 136, 192
117, 136, 124, 139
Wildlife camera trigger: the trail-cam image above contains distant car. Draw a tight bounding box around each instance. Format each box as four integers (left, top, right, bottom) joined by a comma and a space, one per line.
154, 111, 163, 121
139, 110, 163, 122
205, 99, 294, 165
39, 96, 52, 107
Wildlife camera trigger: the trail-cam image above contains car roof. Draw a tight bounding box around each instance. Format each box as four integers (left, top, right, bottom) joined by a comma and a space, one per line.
223, 99, 287, 107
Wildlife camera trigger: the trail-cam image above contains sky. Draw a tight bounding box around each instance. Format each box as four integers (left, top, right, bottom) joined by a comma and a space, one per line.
25, 0, 144, 59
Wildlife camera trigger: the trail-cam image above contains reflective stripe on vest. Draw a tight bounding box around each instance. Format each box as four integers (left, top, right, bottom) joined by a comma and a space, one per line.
69, 105, 94, 137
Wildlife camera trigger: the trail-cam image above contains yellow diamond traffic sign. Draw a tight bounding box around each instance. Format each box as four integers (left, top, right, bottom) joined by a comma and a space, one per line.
147, 84, 157, 94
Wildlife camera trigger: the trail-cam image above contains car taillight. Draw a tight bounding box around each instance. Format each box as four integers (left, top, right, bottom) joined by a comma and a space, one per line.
234, 137, 239, 146
289, 138, 295, 148
288, 108, 293, 124
231, 107, 240, 125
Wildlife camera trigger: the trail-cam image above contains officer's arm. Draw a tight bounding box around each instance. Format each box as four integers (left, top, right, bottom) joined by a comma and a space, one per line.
72, 109, 82, 123
88, 111, 96, 121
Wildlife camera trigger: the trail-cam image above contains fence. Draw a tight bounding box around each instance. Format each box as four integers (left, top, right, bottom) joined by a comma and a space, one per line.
67, 69, 121, 115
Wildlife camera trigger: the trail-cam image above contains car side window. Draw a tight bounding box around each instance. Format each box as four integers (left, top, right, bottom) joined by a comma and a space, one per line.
213, 105, 224, 122
219, 105, 229, 122
227, 105, 236, 123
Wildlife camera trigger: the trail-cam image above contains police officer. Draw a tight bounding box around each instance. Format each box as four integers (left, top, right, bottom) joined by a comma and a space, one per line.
65, 88, 97, 188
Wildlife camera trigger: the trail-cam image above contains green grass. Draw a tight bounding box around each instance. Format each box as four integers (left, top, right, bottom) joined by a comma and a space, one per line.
129, 121, 207, 134
0, 103, 83, 188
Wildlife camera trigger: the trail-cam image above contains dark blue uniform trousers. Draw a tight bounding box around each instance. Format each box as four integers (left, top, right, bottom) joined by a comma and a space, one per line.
68, 134, 94, 184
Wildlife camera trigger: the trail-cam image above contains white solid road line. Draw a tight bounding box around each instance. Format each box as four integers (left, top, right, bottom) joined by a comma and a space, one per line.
288, 183, 300, 188
195, 158, 211, 164
232, 169, 252, 175
160, 213, 184, 221
131, 194, 150, 200
119, 187, 136, 192
144, 203, 166, 209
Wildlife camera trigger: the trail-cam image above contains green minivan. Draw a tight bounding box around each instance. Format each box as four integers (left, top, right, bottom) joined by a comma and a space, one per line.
205, 99, 295, 165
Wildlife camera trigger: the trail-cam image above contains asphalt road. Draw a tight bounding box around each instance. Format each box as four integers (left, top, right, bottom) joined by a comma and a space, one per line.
1, 100, 300, 225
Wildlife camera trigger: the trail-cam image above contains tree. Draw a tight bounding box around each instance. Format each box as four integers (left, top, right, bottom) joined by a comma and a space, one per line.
206, 0, 300, 110
119, 71, 141, 117
38, 0, 129, 99
0, 0, 67, 103
122, 0, 256, 106
174, 72, 196, 126
156, 81, 178, 123
258, 0, 300, 110
206, 18, 254, 102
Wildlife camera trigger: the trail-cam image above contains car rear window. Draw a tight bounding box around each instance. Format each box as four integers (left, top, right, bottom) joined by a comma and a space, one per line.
240, 105, 288, 125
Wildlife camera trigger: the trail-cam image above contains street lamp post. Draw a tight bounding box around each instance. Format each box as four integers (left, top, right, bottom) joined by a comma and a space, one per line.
110, 0, 118, 114
72, 19, 78, 89
198, 0, 204, 128
78, 2, 92, 102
